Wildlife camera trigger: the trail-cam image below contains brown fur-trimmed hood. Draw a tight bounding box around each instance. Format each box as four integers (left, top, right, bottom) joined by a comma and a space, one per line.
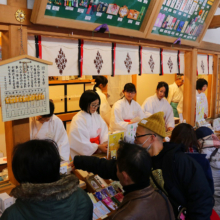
10, 174, 79, 202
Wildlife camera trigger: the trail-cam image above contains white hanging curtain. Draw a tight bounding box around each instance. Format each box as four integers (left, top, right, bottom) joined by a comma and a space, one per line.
163, 50, 178, 74
197, 54, 208, 75
115, 44, 139, 75
82, 41, 112, 76
142, 47, 160, 74
28, 36, 78, 76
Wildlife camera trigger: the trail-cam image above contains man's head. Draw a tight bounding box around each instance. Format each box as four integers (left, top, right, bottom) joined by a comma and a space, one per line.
116, 142, 151, 186
12, 139, 61, 184
175, 75, 184, 87
135, 112, 166, 156
36, 100, 54, 124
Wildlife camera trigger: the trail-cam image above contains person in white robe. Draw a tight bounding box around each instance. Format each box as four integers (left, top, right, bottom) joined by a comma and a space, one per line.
142, 82, 174, 131
196, 78, 208, 119
110, 83, 145, 133
93, 76, 111, 126
69, 90, 108, 158
167, 75, 184, 118
30, 101, 70, 161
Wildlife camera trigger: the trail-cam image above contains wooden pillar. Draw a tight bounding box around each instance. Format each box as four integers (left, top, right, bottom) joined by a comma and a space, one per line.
210, 55, 219, 118
2, 25, 29, 185
183, 49, 197, 126
207, 74, 212, 117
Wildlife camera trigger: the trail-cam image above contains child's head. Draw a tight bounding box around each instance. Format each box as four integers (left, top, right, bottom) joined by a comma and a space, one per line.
123, 83, 136, 102
36, 100, 54, 124
80, 90, 101, 114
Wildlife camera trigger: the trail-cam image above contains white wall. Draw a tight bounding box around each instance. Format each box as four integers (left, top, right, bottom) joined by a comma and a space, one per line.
203, 8, 220, 45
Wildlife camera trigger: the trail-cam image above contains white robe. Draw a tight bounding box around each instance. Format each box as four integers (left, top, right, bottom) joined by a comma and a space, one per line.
95, 87, 111, 126
110, 97, 145, 132
167, 82, 184, 114
142, 94, 175, 129
196, 90, 208, 116
30, 115, 70, 161
68, 111, 108, 158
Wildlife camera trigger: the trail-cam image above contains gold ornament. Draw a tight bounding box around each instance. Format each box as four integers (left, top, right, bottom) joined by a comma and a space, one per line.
15, 9, 26, 22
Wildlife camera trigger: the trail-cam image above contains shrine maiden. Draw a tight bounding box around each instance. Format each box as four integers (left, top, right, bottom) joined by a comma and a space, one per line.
30, 100, 70, 161
110, 83, 145, 133
167, 75, 184, 117
142, 82, 174, 131
68, 90, 108, 158
93, 76, 111, 126
196, 78, 208, 119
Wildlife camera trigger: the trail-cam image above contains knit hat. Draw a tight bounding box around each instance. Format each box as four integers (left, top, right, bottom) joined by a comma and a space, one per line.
195, 127, 214, 140
138, 112, 166, 138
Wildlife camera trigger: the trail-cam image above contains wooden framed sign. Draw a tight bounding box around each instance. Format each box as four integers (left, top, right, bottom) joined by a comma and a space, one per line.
145, 0, 220, 46
31, 0, 156, 38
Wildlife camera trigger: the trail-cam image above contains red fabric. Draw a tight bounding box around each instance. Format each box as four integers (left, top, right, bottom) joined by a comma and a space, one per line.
38, 35, 42, 59
161, 49, 164, 75
124, 119, 131, 122
211, 210, 220, 220
90, 136, 100, 145
80, 40, 84, 78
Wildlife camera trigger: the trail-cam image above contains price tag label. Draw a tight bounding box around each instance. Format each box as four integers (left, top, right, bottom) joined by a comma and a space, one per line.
173, 10, 176, 13
77, 8, 84, 13
143, 0, 148, 3
85, 16, 91, 20
107, 15, 113, 19
65, 6, 74, 11
117, 17, 123, 22
135, 21, 140, 25
164, 7, 168, 11
138, 0, 142, 2
128, 19, 133, 24
96, 12, 102, 17
168, 9, 172, 12
46, 5, 51, 10
52, 6, 60, 11
152, 27, 156, 30
178, 12, 182, 15
160, 29, 164, 32
183, 13, 186, 17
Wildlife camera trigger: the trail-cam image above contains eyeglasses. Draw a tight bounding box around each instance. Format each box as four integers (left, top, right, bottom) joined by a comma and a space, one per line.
90, 104, 100, 109
134, 134, 153, 139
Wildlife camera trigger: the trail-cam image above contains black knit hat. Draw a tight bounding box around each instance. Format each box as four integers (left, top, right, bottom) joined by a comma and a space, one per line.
195, 127, 213, 140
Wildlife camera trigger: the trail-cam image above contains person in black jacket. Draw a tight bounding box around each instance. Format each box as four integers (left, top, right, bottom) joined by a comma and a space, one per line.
72, 112, 213, 220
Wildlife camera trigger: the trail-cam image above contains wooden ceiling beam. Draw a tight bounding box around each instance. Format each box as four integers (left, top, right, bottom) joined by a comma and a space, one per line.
209, 15, 220, 29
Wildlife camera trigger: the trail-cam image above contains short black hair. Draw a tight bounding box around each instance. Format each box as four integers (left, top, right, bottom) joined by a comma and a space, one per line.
117, 142, 151, 184
42, 100, 54, 118
93, 76, 108, 91
157, 81, 169, 98
123, 83, 136, 93
79, 90, 101, 114
196, 78, 208, 90
12, 139, 61, 184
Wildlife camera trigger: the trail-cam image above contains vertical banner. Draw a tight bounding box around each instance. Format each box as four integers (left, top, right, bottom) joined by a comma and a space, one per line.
115, 44, 139, 75
197, 54, 208, 75
142, 47, 160, 74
